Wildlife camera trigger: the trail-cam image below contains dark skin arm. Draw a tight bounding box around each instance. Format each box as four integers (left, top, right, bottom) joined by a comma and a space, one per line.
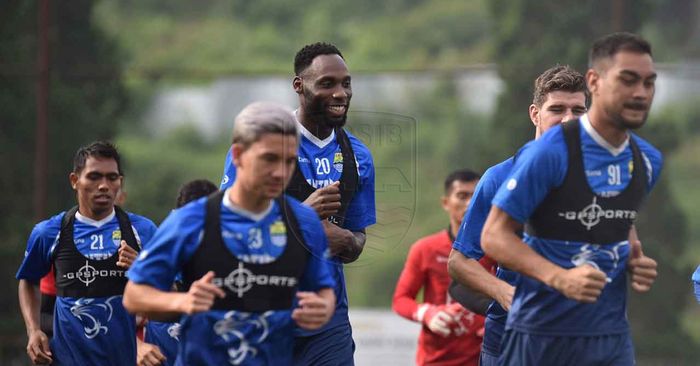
18, 279, 52, 365
322, 221, 366, 263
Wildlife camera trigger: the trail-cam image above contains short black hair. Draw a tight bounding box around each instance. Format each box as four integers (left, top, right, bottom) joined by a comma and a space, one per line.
444, 169, 480, 194
294, 42, 344, 76
175, 179, 218, 208
73, 141, 123, 175
589, 32, 652, 69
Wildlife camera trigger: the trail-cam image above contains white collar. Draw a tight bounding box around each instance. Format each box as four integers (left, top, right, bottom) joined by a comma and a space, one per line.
222, 188, 274, 222
580, 114, 629, 157
294, 109, 335, 148
75, 209, 115, 227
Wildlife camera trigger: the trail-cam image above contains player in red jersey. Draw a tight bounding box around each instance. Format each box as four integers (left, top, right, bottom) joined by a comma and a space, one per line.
392, 169, 485, 366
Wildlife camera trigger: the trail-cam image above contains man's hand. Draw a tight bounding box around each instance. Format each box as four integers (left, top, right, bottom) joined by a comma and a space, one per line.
26, 329, 52, 365
627, 240, 657, 293
417, 304, 456, 337
173, 271, 225, 314
493, 281, 515, 312
291, 291, 334, 330
322, 221, 354, 258
137, 338, 166, 366
116, 240, 138, 269
303, 182, 341, 219
550, 265, 607, 303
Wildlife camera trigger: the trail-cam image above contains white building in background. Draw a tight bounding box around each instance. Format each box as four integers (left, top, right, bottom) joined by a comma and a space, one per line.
145, 63, 700, 140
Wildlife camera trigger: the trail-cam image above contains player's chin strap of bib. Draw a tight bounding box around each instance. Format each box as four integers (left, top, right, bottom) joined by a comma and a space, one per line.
286, 127, 359, 227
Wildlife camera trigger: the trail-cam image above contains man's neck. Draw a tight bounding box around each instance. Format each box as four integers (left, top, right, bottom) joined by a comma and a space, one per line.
449, 220, 460, 240
297, 109, 333, 140
587, 107, 629, 147
228, 182, 271, 214
77, 206, 114, 222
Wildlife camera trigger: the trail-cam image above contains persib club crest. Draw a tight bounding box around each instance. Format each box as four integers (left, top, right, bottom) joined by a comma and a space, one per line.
269, 219, 286, 247
333, 152, 343, 172
112, 230, 122, 246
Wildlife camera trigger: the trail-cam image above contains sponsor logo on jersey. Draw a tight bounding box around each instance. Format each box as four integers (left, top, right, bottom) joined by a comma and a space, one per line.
628, 159, 634, 174
298, 157, 310, 164
333, 152, 344, 172
269, 219, 287, 247
63, 260, 127, 286
557, 196, 636, 230
213, 262, 297, 298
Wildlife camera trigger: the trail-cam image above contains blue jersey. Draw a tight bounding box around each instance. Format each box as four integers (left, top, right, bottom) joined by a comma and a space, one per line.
16, 210, 157, 366
452, 156, 516, 356
220, 121, 376, 336
145, 321, 181, 366
127, 192, 335, 365
493, 115, 663, 336
692, 265, 700, 303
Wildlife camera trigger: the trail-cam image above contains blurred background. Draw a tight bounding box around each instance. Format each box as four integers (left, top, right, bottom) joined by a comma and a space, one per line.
2, 0, 700, 364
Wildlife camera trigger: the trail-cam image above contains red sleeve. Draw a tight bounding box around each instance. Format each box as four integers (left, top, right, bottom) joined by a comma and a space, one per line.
392, 241, 426, 321
478, 255, 497, 274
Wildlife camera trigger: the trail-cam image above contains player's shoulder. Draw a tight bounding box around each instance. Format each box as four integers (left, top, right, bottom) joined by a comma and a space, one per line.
483, 157, 515, 183
630, 133, 663, 165
125, 211, 157, 229
343, 129, 373, 162
412, 230, 449, 251
518, 125, 566, 161
32, 212, 65, 238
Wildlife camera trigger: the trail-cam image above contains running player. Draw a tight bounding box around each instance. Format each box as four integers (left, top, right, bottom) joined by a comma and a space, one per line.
481, 32, 662, 365
220, 42, 376, 365
448, 65, 588, 365
17, 141, 156, 365
140, 179, 219, 366
392, 169, 485, 366
124, 102, 336, 365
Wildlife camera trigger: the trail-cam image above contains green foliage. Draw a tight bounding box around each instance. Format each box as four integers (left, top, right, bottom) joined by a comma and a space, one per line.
1, 0, 128, 361
94, 0, 493, 76
117, 125, 227, 223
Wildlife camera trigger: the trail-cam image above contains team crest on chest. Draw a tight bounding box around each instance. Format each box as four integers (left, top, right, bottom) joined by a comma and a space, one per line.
111, 230, 122, 246
269, 219, 287, 247
333, 152, 344, 172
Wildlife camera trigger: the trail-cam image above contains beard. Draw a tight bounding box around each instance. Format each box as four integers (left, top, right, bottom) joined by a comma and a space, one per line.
303, 89, 348, 129
608, 101, 649, 130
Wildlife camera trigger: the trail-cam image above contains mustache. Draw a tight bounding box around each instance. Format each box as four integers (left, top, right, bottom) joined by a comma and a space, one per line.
623, 101, 648, 110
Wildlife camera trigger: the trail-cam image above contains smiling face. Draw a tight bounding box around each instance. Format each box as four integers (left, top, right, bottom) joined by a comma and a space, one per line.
294, 54, 352, 131
588, 50, 656, 130
70, 156, 122, 220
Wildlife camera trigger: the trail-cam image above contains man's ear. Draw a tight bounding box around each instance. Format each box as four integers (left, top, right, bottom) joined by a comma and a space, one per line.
232, 144, 245, 167
69, 172, 78, 190
586, 68, 599, 94
528, 104, 539, 127
293, 76, 303, 95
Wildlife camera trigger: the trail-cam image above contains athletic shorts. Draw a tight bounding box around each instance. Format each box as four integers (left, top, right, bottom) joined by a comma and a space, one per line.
498, 329, 634, 366
479, 349, 499, 366
293, 323, 355, 366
